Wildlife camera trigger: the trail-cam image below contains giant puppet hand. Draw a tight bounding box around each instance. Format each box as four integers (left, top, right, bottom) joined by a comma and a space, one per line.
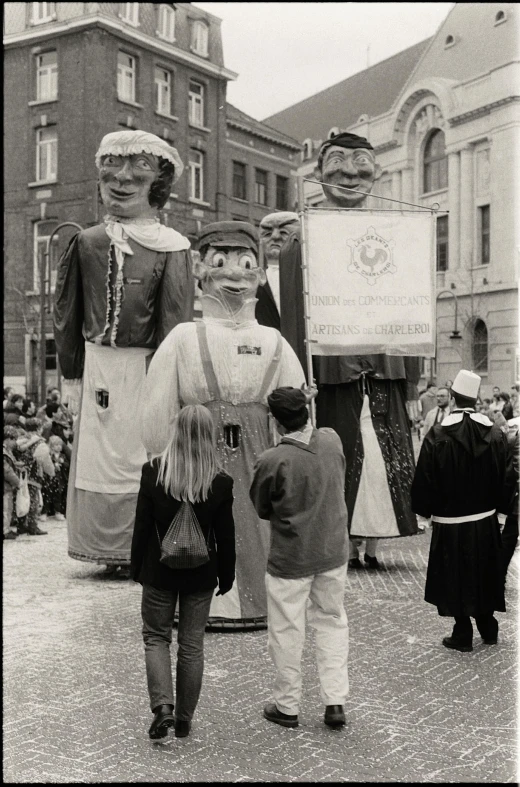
61, 379, 82, 417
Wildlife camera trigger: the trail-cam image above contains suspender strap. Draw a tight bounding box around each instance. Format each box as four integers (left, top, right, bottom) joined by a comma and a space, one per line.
257, 331, 283, 402
195, 322, 221, 401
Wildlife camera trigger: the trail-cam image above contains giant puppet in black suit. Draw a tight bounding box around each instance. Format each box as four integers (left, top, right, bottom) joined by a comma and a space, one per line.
279, 132, 420, 567
255, 212, 299, 330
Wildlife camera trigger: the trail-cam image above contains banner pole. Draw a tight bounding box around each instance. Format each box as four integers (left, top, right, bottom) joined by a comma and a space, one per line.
297, 176, 316, 426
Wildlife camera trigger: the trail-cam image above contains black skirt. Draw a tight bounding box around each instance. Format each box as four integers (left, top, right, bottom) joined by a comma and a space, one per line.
425, 515, 506, 617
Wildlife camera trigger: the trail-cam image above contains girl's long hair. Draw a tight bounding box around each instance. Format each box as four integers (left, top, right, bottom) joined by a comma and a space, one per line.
157, 405, 221, 503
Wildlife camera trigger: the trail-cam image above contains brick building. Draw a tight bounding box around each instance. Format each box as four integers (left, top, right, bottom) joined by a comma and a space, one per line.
264, 3, 519, 395
3, 2, 301, 396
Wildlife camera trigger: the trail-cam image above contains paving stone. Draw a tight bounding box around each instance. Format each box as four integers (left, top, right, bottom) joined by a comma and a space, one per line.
3, 503, 518, 782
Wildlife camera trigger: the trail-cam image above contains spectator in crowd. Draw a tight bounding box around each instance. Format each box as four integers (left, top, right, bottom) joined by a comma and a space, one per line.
489, 386, 503, 413
22, 399, 37, 420
4, 394, 25, 427
444, 380, 453, 390
419, 382, 438, 420
15, 418, 55, 535
421, 386, 453, 438
498, 392, 514, 421
50, 411, 73, 461
501, 415, 520, 586
131, 405, 236, 741
3, 426, 22, 540
480, 398, 493, 418
42, 435, 69, 521
250, 387, 349, 730
412, 370, 509, 652
510, 385, 520, 418
4, 387, 14, 408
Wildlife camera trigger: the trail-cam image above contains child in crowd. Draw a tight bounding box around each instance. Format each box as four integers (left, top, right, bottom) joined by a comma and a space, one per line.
3, 426, 22, 540
14, 418, 54, 535
42, 435, 69, 520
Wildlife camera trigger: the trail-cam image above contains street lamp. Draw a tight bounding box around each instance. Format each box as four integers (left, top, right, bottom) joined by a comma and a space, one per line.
431, 289, 462, 384
39, 222, 83, 405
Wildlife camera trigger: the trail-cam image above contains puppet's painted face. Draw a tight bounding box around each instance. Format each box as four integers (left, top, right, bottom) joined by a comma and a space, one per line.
259, 214, 299, 263
317, 146, 381, 208
197, 246, 266, 310
99, 153, 159, 218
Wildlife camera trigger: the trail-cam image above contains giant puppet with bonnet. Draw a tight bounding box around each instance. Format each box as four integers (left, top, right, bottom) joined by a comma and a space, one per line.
141, 221, 306, 627
53, 130, 194, 573
279, 132, 421, 550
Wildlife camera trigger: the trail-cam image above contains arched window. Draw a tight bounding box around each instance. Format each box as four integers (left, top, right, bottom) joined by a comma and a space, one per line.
444, 34, 454, 46
423, 130, 448, 193
495, 10, 506, 24
302, 138, 313, 161
472, 319, 488, 373
328, 127, 340, 139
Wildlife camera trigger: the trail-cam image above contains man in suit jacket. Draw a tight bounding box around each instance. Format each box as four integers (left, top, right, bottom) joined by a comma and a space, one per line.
422, 386, 453, 438
256, 212, 299, 330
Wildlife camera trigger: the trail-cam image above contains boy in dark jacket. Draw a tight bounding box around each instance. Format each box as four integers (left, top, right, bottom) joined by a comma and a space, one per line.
250, 386, 349, 729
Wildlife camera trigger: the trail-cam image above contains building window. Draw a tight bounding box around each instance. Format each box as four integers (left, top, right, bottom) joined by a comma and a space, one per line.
302, 139, 313, 161
157, 4, 175, 41
191, 20, 209, 56
155, 67, 172, 115
276, 175, 289, 210
423, 129, 448, 193
494, 10, 506, 24
33, 221, 59, 292
436, 215, 449, 272
479, 205, 490, 265
120, 2, 139, 26
444, 35, 455, 47
36, 127, 57, 182
46, 338, 57, 371
31, 2, 56, 24
472, 319, 488, 373
255, 169, 268, 205
117, 52, 136, 103
189, 150, 204, 201
36, 50, 57, 102
232, 161, 247, 200
188, 80, 204, 127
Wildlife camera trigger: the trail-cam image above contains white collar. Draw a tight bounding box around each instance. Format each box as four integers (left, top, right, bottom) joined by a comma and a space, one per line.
441, 410, 493, 427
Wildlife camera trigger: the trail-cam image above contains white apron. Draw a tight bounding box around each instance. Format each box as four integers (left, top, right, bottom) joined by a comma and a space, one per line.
75, 342, 152, 494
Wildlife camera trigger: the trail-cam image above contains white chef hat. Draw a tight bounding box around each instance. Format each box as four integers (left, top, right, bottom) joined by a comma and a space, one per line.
451, 369, 481, 400
95, 130, 184, 182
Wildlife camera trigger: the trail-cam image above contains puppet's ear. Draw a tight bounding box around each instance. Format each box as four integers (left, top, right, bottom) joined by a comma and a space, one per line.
373, 162, 383, 183
194, 259, 207, 281
256, 267, 267, 286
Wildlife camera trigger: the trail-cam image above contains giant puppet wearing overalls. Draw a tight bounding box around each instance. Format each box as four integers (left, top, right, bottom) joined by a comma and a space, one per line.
279, 132, 420, 557
53, 131, 194, 573
141, 221, 306, 627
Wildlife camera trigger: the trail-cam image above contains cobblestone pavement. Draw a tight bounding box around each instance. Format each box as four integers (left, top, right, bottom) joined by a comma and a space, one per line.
3, 512, 518, 783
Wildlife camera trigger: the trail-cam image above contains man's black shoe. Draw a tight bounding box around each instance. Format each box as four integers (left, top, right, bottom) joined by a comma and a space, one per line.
149, 704, 175, 739
348, 557, 362, 569
442, 636, 472, 652
29, 527, 47, 536
3, 532, 18, 540
364, 554, 382, 569
174, 719, 191, 738
263, 702, 298, 728
324, 705, 346, 727
482, 636, 498, 645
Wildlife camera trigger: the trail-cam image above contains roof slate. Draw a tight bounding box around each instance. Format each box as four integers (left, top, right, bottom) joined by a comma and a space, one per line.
226, 102, 302, 150
262, 39, 431, 143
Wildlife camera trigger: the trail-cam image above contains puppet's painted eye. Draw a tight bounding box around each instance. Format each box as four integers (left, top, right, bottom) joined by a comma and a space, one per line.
103, 155, 123, 167
238, 254, 257, 270
210, 252, 227, 268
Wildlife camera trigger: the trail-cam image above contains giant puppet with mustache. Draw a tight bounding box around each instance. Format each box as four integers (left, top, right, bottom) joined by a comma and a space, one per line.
53, 130, 194, 575
279, 132, 421, 566
141, 221, 307, 628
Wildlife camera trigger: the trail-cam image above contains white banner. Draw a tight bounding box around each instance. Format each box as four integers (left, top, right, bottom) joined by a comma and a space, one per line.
304, 209, 436, 356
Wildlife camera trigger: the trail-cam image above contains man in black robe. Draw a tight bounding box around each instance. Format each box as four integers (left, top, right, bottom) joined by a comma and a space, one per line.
279, 132, 421, 566
411, 369, 509, 652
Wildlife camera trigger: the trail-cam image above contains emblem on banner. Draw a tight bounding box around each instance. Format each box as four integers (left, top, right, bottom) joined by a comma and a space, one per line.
347, 226, 396, 286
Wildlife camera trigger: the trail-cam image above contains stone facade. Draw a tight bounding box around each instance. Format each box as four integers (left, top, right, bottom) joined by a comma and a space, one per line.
266, 4, 519, 396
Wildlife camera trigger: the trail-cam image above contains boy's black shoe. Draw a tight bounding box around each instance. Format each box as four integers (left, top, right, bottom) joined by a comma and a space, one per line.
149, 704, 175, 739
263, 702, 298, 728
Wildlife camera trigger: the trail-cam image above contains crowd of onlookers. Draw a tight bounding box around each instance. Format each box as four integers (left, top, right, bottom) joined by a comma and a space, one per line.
414, 380, 520, 440
3, 386, 74, 540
